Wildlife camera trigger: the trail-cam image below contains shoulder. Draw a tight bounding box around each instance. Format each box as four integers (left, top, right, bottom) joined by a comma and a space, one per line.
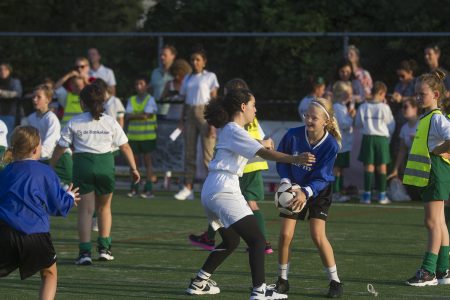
431, 113, 450, 126
285, 126, 304, 138
324, 133, 340, 153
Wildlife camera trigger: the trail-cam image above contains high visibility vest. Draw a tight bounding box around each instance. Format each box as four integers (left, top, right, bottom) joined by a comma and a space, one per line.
61, 93, 82, 127
403, 109, 450, 187
127, 95, 157, 141
243, 118, 269, 173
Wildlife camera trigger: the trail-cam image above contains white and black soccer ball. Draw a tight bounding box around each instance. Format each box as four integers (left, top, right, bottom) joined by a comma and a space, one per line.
274, 183, 305, 215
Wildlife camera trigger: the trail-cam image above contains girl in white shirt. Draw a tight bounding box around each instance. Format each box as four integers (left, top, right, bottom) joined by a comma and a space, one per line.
186, 89, 314, 300
50, 84, 140, 266
0, 119, 7, 160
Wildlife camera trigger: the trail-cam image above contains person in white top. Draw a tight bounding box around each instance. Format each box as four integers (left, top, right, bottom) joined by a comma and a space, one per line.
50, 84, 140, 266
355, 81, 395, 204
185, 88, 314, 299
88, 48, 117, 95
298, 76, 326, 121
331, 81, 356, 203
0, 118, 7, 162
175, 47, 219, 201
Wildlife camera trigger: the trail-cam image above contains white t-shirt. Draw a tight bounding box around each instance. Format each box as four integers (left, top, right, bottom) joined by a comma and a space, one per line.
89, 65, 116, 87
298, 95, 315, 121
208, 122, 263, 177
0, 120, 7, 147
333, 102, 353, 153
58, 112, 128, 154
399, 121, 418, 149
355, 101, 395, 137
428, 113, 450, 151
54, 86, 68, 107
104, 96, 125, 120
180, 71, 219, 106
27, 111, 61, 159
125, 95, 157, 114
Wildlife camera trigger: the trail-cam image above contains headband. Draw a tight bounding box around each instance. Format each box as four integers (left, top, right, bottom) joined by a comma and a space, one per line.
311, 101, 330, 119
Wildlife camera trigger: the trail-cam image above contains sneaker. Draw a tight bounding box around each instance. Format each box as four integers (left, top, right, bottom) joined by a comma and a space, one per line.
334, 194, 350, 203
265, 243, 274, 254
327, 280, 343, 298
406, 268, 438, 286
378, 197, 391, 205
188, 231, 215, 251
75, 251, 92, 265
360, 192, 371, 204
273, 276, 289, 294
437, 269, 450, 285
127, 190, 137, 198
92, 217, 99, 232
98, 246, 114, 261
140, 191, 154, 199
359, 199, 371, 204
250, 283, 288, 300
175, 186, 194, 200
186, 278, 220, 295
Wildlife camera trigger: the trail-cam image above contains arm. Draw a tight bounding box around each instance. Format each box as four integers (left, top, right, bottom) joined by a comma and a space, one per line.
55, 70, 78, 89
388, 139, 408, 179
44, 177, 79, 217
49, 144, 67, 168
257, 147, 315, 165
432, 140, 450, 155
116, 115, 124, 128
41, 116, 61, 159
119, 143, 140, 184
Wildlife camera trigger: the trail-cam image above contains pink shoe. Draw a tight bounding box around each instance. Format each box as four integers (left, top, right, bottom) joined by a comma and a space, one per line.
188, 231, 215, 251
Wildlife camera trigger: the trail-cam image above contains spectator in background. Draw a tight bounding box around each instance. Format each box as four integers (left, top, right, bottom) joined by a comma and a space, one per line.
346, 45, 373, 98
93, 78, 125, 128
0, 119, 7, 161
174, 47, 219, 201
0, 63, 23, 140
424, 44, 450, 96
327, 60, 365, 105
88, 48, 117, 96
55, 76, 86, 127
298, 75, 326, 121
150, 45, 177, 117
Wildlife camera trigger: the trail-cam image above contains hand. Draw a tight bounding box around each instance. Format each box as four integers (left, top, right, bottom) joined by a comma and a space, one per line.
290, 189, 307, 212
262, 138, 274, 150
130, 169, 141, 184
66, 183, 80, 206
440, 152, 450, 160
293, 152, 315, 166
391, 92, 402, 103
387, 169, 398, 180
348, 108, 356, 118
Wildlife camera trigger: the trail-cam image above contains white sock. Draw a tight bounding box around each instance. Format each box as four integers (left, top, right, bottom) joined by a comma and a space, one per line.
196, 269, 211, 281
279, 263, 290, 280
325, 265, 340, 283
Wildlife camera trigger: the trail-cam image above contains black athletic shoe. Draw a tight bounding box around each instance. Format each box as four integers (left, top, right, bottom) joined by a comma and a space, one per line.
75, 251, 92, 265
327, 280, 343, 298
98, 246, 114, 261
406, 268, 438, 286
437, 269, 450, 285
274, 276, 289, 294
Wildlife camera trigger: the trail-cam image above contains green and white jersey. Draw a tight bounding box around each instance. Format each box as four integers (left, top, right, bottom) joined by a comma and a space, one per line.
27, 111, 61, 160
0, 119, 7, 147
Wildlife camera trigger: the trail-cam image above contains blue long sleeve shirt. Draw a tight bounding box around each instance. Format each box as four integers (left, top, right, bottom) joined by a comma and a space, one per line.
276, 126, 339, 199
0, 160, 74, 234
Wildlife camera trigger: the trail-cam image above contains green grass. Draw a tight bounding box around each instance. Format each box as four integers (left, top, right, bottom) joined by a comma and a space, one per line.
1, 191, 450, 299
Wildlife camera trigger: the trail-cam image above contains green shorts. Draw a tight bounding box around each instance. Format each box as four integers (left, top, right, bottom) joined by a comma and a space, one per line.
42, 152, 73, 185
239, 170, 265, 202
358, 135, 390, 165
335, 151, 350, 168
422, 154, 450, 202
73, 152, 115, 195
129, 140, 156, 154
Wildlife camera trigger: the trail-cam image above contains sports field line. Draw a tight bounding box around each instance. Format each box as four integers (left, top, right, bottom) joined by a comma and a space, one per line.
259, 200, 423, 210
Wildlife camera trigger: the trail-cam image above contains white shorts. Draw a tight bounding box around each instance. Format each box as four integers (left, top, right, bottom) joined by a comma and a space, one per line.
201, 172, 253, 231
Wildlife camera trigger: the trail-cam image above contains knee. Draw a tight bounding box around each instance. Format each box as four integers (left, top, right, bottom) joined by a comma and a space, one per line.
425, 218, 440, 230
218, 236, 240, 252
310, 232, 326, 247
279, 232, 293, 248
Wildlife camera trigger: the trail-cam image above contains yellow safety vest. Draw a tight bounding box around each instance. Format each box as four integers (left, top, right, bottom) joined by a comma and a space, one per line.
403, 109, 450, 187
61, 93, 82, 127
243, 118, 269, 173
127, 95, 157, 141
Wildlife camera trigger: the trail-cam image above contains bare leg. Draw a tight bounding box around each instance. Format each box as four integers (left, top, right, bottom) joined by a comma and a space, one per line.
78, 192, 95, 243
96, 193, 113, 238
39, 263, 57, 300
310, 218, 336, 267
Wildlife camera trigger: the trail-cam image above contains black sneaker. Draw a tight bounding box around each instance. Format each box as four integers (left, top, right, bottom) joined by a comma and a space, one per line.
98, 246, 114, 261
186, 278, 220, 295
274, 276, 289, 294
188, 231, 215, 251
437, 269, 450, 285
250, 284, 288, 300
327, 280, 343, 298
75, 251, 92, 265
406, 268, 438, 286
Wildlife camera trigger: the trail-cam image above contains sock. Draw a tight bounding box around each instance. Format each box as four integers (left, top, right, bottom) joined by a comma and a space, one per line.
196, 269, 211, 281
339, 175, 344, 192
253, 210, 267, 239
325, 265, 340, 283
79, 242, 92, 252
279, 263, 290, 280
378, 173, 387, 192
332, 176, 340, 193
93, 211, 97, 218
379, 192, 386, 201
144, 181, 152, 192
445, 207, 450, 225
437, 246, 450, 273
364, 171, 374, 191
363, 191, 371, 202
253, 283, 266, 292
130, 182, 139, 192
97, 236, 112, 249
207, 224, 216, 240
421, 252, 438, 274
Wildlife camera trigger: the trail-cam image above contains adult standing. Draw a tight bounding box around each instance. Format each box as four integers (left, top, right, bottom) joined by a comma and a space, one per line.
174, 47, 219, 201
150, 45, 177, 117
88, 48, 117, 96
0, 63, 22, 140
346, 45, 373, 99
424, 44, 450, 97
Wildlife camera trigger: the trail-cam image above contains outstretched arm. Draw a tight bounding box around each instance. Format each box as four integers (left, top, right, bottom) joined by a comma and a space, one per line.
256, 147, 315, 166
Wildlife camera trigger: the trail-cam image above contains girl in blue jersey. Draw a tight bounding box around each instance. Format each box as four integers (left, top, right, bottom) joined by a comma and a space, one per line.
273, 97, 344, 298
0, 126, 80, 300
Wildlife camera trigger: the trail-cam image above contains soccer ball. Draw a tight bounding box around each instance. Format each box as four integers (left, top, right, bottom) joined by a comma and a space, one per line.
274, 183, 305, 215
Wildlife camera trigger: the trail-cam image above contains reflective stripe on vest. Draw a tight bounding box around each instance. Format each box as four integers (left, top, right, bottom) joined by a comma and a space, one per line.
403, 109, 443, 187
61, 93, 82, 126
243, 118, 268, 173
128, 95, 157, 141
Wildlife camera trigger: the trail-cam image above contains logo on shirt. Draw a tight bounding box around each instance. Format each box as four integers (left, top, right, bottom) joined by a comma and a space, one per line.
292, 151, 312, 171
76, 129, 110, 138
76, 130, 83, 138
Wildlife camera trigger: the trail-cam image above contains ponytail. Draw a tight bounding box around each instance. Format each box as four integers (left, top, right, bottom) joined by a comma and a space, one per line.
310, 97, 342, 147
1, 148, 13, 164
204, 97, 229, 128
326, 117, 342, 148
80, 84, 105, 120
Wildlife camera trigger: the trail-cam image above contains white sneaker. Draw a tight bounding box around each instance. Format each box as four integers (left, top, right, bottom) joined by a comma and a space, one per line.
186, 278, 220, 295
140, 191, 154, 199
175, 186, 194, 200
92, 217, 99, 232
333, 193, 350, 203
378, 197, 391, 205
250, 283, 288, 300
127, 190, 137, 198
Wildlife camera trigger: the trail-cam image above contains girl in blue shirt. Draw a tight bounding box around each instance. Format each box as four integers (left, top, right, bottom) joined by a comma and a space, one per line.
273, 98, 344, 298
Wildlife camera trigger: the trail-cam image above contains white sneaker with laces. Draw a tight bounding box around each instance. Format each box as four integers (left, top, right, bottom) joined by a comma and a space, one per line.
250, 283, 288, 300
175, 186, 194, 200
186, 278, 220, 295
140, 192, 154, 199
378, 197, 391, 205
127, 190, 137, 198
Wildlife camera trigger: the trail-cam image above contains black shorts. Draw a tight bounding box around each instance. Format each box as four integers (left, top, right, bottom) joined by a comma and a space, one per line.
0, 222, 57, 280
280, 185, 332, 221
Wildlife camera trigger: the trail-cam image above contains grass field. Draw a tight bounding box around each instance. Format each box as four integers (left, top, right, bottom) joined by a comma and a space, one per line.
1, 191, 450, 299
